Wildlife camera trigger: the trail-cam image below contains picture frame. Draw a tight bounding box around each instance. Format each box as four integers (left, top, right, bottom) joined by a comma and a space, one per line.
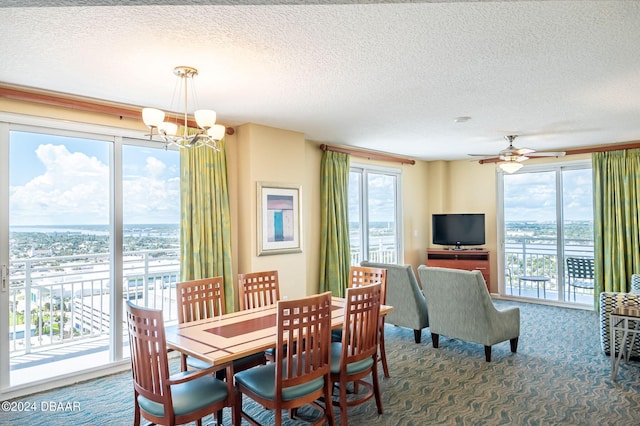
257, 182, 303, 256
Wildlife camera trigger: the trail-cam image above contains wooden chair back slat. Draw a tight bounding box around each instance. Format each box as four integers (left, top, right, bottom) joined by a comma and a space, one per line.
238, 270, 280, 310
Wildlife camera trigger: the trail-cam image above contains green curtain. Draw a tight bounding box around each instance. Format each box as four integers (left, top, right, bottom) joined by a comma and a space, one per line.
593, 148, 640, 302
319, 150, 351, 297
180, 132, 235, 312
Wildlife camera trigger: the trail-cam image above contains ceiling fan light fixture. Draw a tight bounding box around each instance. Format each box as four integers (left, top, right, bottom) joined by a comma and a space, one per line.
499, 161, 523, 174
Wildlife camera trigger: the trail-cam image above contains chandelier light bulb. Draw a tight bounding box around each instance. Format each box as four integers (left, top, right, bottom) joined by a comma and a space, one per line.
142, 108, 165, 128
208, 124, 226, 141
194, 109, 217, 130
158, 121, 178, 137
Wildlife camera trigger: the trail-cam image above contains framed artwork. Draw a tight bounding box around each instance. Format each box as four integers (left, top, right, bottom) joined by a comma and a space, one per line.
257, 182, 302, 256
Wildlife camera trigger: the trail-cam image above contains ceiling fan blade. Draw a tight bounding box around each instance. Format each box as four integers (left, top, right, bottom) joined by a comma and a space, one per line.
527, 151, 566, 157
516, 156, 529, 162
514, 147, 535, 155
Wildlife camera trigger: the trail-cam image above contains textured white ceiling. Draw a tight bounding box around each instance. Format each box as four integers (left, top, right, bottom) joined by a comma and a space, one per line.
1, 1, 640, 160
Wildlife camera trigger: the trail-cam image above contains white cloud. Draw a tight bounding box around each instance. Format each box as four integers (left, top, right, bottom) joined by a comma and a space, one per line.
10, 144, 180, 226
10, 144, 109, 225
144, 156, 166, 178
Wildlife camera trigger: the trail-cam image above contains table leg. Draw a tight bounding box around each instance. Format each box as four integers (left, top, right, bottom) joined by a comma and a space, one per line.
611, 317, 616, 379
612, 317, 630, 380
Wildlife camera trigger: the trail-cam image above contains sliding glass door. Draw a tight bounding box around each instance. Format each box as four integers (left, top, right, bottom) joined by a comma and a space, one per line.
0, 121, 181, 393
500, 161, 594, 305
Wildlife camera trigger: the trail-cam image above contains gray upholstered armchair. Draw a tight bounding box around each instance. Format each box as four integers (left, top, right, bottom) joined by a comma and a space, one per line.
599, 274, 640, 356
361, 261, 429, 343
417, 265, 520, 362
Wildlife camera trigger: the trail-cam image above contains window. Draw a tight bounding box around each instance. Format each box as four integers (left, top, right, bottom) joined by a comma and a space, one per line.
348, 164, 402, 265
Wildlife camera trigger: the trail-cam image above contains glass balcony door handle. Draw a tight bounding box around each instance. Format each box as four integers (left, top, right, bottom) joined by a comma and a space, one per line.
1, 264, 7, 292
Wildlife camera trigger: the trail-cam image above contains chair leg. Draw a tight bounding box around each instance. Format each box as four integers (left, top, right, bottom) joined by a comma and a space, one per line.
431, 333, 439, 348
484, 346, 492, 362
324, 377, 336, 426
133, 400, 141, 426
338, 379, 349, 426
371, 360, 383, 415
234, 389, 242, 426
510, 337, 519, 353
379, 324, 390, 378
180, 353, 188, 372
414, 329, 422, 344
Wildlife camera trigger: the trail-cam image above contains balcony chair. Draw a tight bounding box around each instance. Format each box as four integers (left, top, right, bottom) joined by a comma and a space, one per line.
566, 257, 595, 301
361, 261, 429, 344
332, 265, 390, 377
176, 278, 266, 374
417, 266, 520, 362
599, 274, 640, 357
125, 301, 236, 426
238, 270, 281, 362
330, 283, 384, 426
234, 292, 335, 426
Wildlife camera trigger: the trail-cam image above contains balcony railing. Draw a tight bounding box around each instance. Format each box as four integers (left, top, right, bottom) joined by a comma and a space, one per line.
8, 249, 180, 356
504, 236, 594, 302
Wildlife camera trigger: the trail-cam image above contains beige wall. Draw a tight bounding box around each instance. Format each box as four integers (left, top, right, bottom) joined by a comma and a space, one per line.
231, 123, 310, 301
426, 159, 498, 290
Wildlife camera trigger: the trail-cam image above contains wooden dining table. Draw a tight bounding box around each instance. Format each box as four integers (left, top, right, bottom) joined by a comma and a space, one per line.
165, 296, 393, 367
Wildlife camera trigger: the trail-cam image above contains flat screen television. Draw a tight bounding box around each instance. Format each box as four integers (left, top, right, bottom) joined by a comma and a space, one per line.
432, 213, 485, 250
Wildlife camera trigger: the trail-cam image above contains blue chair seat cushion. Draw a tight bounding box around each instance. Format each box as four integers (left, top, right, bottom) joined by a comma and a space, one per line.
137, 371, 228, 417
330, 342, 374, 375
187, 351, 265, 371
234, 357, 325, 401
331, 328, 343, 342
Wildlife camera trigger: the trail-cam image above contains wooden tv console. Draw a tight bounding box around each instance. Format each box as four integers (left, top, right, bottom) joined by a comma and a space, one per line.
426, 249, 491, 291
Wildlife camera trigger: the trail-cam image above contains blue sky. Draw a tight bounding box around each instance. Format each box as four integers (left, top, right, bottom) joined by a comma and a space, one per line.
9, 131, 180, 226
504, 168, 593, 222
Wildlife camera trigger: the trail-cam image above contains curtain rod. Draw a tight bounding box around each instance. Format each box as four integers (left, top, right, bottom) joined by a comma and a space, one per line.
0, 84, 235, 135
478, 142, 640, 164
320, 144, 416, 165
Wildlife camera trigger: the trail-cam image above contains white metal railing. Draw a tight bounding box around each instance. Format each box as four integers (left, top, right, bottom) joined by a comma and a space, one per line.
504, 236, 594, 300
8, 249, 180, 355
350, 246, 397, 266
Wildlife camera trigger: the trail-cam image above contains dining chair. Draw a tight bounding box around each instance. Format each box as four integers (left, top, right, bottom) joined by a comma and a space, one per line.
238, 270, 281, 362
330, 283, 384, 425
333, 265, 390, 377
125, 301, 236, 426
233, 292, 335, 426
238, 270, 281, 310
176, 278, 267, 373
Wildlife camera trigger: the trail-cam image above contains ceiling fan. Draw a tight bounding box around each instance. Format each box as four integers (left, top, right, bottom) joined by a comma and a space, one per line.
470, 135, 566, 170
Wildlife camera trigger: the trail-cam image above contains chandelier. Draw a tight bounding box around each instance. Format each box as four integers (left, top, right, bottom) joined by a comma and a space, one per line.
142, 66, 225, 150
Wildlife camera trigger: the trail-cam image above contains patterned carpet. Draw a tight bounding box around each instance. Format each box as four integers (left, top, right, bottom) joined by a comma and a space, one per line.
6, 300, 640, 425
